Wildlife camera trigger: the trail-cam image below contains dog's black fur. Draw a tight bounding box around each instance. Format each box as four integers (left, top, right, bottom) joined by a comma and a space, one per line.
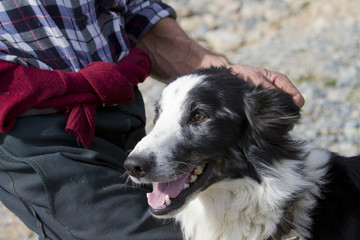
310, 154, 360, 239
125, 67, 360, 240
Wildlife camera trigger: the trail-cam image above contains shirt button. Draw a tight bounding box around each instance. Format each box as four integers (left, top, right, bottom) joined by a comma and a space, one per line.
82, 14, 88, 23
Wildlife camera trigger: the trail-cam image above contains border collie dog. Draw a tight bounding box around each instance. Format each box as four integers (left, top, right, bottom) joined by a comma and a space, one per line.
124, 67, 360, 240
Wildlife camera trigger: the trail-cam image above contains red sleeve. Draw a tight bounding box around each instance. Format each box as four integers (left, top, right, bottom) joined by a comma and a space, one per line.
0, 47, 151, 114
80, 48, 151, 104
0, 60, 93, 130
0, 48, 151, 147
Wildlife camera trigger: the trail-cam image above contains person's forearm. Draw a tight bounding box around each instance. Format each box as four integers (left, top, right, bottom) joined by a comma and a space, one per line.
136, 18, 229, 81
136, 17, 304, 107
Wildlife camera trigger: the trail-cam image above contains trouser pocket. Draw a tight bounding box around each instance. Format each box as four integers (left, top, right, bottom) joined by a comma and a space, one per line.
0, 142, 54, 212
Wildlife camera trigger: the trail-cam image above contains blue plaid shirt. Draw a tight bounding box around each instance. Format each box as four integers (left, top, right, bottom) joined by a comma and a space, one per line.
0, 0, 175, 72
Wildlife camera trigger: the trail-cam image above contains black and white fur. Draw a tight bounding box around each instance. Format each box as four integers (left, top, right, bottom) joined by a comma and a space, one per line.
125, 67, 360, 240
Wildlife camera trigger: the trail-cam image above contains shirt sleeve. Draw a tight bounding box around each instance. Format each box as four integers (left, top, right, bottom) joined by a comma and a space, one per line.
124, 0, 177, 43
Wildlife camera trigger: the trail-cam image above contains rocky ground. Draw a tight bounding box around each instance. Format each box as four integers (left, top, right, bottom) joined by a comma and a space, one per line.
1, 0, 359, 239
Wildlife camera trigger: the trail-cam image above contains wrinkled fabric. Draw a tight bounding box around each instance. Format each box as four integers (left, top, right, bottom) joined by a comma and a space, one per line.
0, 48, 151, 147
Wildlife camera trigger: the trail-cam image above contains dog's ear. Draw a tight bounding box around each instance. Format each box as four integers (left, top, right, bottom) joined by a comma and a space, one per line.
243, 86, 301, 153
242, 86, 302, 164
244, 86, 300, 135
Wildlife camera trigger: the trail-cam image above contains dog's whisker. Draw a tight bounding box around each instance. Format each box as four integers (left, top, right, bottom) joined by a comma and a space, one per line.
120, 171, 130, 179
171, 160, 198, 169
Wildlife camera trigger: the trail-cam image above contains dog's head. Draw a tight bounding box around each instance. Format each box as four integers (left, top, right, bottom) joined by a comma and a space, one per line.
124, 67, 302, 217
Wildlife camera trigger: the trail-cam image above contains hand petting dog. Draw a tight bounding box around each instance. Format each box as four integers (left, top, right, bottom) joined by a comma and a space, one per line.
136, 18, 305, 109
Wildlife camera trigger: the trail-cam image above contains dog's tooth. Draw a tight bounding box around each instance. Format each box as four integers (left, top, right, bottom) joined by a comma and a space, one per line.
165, 195, 171, 206
183, 183, 189, 190
146, 193, 149, 199
194, 165, 204, 175
190, 175, 197, 183
155, 204, 166, 210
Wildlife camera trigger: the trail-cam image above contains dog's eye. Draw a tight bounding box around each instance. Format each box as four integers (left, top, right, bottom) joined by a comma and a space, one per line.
192, 112, 206, 122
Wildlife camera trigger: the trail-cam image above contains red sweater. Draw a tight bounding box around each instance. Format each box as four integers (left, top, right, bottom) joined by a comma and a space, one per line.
0, 48, 151, 148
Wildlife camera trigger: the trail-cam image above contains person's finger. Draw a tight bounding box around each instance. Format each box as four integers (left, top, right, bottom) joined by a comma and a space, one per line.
292, 92, 305, 108
232, 65, 275, 88
267, 70, 305, 107
231, 65, 305, 108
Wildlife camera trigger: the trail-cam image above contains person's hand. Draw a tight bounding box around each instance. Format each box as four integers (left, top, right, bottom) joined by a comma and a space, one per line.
200, 54, 304, 108
230, 64, 305, 108
135, 17, 304, 107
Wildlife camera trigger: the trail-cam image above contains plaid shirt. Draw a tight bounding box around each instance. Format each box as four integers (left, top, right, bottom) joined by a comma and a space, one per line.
0, 0, 175, 72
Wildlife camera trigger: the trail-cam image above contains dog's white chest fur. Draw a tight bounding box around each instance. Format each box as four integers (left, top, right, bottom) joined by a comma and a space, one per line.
176, 179, 282, 240
175, 149, 330, 240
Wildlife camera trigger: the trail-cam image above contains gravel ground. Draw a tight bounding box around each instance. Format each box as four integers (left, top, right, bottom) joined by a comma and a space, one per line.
0, 202, 37, 240
1, 0, 359, 239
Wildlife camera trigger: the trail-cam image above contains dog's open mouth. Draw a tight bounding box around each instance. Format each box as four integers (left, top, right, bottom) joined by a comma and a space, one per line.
147, 163, 210, 216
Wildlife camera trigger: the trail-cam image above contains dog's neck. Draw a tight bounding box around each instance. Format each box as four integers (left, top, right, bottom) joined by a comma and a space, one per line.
175, 148, 330, 240
176, 177, 296, 240
267, 203, 299, 240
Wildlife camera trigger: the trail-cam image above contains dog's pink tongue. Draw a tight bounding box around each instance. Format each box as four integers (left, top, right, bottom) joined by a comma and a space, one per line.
147, 173, 190, 208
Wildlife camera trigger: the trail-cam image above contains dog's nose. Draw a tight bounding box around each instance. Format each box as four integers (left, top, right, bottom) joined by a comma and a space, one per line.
124, 155, 151, 178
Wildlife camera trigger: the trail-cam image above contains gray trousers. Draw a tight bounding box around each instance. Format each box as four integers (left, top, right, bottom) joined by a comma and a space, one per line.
0, 90, 182, 240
